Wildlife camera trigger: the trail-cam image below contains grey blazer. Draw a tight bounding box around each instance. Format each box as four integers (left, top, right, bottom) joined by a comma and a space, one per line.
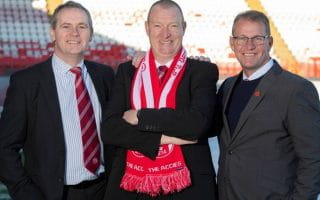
216, 61, 320, 199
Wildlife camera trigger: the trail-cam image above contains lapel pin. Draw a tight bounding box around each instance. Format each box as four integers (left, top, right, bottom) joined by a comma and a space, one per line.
254, 90, 261, 97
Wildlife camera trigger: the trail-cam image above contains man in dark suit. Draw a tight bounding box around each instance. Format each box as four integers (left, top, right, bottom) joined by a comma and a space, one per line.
0, 1, 114, 200
101, 0, 219, 199
216, 10, 320, 199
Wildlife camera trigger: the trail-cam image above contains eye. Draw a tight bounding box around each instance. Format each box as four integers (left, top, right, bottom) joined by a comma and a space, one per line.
238, 36, 248, 42
79, 24, 88, 29
254, 36, 264, 41
61, 25, 70, 29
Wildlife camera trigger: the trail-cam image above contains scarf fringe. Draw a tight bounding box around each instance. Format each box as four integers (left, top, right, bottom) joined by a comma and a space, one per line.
120, 167, 192, 197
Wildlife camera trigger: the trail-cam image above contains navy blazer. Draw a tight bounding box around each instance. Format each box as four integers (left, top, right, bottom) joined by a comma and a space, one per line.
0, 57, 115, 200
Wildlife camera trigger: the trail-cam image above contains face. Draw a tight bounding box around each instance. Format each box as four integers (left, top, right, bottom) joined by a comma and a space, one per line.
50, 8, 92, 62
145, 5, 186, 63
230, 19, 273, 76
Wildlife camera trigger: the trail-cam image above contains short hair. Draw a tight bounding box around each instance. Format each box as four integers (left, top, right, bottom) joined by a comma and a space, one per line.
232, 10, 270, 36
147, 0, 185, 23
49, 1, 93, 34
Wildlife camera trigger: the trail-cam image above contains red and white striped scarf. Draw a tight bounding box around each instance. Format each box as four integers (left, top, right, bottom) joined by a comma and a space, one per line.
120, 48, 191, 196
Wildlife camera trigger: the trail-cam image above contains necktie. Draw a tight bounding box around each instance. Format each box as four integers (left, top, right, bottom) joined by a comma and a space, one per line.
158, 65, 168, 84
70, 67, 100, 174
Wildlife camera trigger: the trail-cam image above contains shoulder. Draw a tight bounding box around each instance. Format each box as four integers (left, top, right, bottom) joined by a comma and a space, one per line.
221, 74, 238, 88
114, 61, 136, 77
186, 59, 219, 80
85, 60, 114, 76
10, 59, 50, 82
117, 61, 134, 71
278, 69, 316, 90
187, 59, 218, 72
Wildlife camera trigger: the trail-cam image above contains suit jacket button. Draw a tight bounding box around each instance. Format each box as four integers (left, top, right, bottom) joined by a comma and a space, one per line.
228, 150, 233, 155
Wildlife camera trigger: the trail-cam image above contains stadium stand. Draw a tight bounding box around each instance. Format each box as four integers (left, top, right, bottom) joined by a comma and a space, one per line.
0, 0, 319, 77
0, 1, 320, 199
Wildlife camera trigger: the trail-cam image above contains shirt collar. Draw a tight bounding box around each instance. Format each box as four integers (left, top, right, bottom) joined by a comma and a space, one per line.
155, 60, 173, 69
52, 54, 85, 75
243, 59, 274, 81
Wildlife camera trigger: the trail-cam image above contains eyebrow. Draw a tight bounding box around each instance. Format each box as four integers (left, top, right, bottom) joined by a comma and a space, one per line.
59, 22, 89, 26
149, 21, 180, 25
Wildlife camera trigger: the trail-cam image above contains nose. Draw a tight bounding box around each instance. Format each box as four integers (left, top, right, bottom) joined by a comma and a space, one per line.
162, 27, 171, 38
246, 38, 255, 49
70, 27, 80, 36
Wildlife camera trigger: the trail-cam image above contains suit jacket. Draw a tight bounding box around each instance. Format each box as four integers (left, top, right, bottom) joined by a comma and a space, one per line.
0, 57, 115, 200
101, 59, 219, 200
216, 61, 320, 199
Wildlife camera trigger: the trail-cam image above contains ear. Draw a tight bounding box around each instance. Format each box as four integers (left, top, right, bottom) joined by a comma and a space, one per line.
268, 36, 273, 48
145, 21, 150, 37
50, 28, 56, 42
229, 36, 235, 51
182, 21, 187, 35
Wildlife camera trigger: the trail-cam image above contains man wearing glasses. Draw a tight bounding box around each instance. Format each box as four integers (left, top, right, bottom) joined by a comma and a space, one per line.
215, 10, 320, 199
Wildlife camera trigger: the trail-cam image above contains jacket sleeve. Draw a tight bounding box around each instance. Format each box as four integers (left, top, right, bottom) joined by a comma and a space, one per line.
137, 61, 219, 140
287, 80, 320, 199
213, 79, 227, 139
0, 73, 45, 200
101, 63, 162, 159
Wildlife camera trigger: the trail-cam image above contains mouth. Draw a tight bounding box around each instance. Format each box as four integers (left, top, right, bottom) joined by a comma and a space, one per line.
160, 40, 172, 45
67, 40, 80, 44
243, 53, 256, 57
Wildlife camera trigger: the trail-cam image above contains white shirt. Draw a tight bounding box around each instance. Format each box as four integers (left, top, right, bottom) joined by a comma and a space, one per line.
52, 54, 104, 185
243, 59, 274, 81
155, 60, 173, 70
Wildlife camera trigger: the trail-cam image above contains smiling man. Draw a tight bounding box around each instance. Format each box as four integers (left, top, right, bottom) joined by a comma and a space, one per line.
215, 10, 320, 199
0, 1, 114, 200
101, 0, 219, 199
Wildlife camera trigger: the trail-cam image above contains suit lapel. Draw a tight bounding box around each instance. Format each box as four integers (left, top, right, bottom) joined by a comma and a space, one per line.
85, 62, 105, 109
231, 63, 282, 142
37, 57, 64, 135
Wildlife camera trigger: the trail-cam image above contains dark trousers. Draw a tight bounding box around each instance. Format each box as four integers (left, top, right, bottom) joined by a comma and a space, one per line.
62, 176, 106, 200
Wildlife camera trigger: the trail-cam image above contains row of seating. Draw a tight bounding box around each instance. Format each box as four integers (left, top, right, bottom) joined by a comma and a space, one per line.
0, 0, 319, 78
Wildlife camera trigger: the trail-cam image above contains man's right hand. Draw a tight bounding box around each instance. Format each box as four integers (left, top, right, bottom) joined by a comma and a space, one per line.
189, 55, 211, 62
132, 51, 145, 68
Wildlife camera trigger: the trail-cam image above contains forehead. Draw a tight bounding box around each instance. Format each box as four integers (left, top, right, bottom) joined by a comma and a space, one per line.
56, 7, 89, 24
234, 19, 266, 35
149, 5, 183, 22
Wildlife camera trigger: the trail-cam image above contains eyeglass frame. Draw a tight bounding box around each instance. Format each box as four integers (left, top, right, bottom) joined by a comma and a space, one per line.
231, 35, 270, 46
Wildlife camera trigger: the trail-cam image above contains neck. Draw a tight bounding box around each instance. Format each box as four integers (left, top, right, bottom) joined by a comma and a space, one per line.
243, 69, 256, 78
154, 56, 173, 65
244, 58, 272, 78
54, 53, 84, 67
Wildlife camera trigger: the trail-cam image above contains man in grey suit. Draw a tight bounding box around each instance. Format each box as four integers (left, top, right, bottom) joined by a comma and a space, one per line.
216, 10, 320, 199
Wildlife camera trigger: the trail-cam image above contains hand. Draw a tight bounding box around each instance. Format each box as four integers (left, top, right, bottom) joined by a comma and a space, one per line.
160, 135, 197, 145
132, 51, 146, 68
122, 109, 138, 125
189, 55, 211, 62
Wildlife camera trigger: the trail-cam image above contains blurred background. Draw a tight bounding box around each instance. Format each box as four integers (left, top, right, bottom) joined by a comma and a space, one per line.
0, 0, 319, 199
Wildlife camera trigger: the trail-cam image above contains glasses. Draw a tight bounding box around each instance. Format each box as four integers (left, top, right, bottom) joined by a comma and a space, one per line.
232, 35, 270, 45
